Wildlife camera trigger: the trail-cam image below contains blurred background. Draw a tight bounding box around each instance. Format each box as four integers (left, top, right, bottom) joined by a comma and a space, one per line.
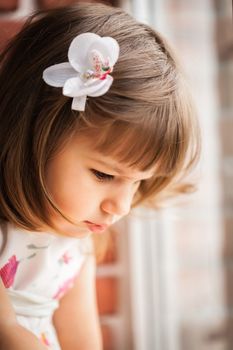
0, 0, 232, 349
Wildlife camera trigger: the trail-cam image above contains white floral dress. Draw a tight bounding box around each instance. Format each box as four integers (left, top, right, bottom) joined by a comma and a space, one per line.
0, 221, 91, 349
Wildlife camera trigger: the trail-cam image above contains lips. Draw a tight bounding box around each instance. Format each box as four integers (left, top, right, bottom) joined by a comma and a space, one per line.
84, 221, 109, 233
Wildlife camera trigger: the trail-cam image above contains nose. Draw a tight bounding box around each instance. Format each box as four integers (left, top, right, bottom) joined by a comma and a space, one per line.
100, 185, 136, 217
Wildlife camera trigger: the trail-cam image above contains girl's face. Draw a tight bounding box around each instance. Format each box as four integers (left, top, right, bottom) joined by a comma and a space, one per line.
45, 134, 155, 238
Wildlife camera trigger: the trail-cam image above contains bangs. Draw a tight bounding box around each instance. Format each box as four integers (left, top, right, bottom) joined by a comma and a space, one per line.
76, 101, 184, 177
92, 122, 159, 170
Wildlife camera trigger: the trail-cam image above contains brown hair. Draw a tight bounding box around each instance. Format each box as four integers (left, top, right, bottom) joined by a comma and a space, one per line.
0, 3, 201, 236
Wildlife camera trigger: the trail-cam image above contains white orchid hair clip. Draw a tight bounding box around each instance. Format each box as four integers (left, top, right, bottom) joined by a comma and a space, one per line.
42, 32, 120, 111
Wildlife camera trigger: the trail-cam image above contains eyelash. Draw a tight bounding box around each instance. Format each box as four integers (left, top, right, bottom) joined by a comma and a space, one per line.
91, 169, 142, 187
91, 169, 114, 182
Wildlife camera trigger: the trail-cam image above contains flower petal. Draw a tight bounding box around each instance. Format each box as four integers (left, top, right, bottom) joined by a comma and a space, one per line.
63, 77, 83, 96
63, 76, 109, 98
42, 62, 77, 87
88, 37, 119, 67
70, 77, 113, 111
89, 75, 113, 97
68, 33, 100, 73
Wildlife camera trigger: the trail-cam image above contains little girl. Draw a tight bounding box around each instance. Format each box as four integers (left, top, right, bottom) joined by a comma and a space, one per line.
0, 3, 200, 350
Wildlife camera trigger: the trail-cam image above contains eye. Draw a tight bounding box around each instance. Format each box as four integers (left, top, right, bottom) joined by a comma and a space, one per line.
91, 169, 114, 182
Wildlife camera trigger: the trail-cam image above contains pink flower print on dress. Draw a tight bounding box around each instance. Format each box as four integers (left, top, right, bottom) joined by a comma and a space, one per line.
59, 251, 72, 265
40, 332, 51, 347
53, 274, 78, 300
0, 255, 19, 288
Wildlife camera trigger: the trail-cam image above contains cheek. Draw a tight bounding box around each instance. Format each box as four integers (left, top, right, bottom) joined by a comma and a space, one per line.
46, 166, 101, 216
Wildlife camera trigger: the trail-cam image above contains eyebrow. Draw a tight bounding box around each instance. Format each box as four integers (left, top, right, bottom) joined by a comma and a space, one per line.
89, 158, 154, 181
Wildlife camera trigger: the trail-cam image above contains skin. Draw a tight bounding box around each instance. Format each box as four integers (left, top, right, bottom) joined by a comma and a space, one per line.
45, 134, 155, 238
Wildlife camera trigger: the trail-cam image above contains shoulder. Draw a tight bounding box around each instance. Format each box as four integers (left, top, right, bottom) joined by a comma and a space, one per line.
54, 251, 97, 316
